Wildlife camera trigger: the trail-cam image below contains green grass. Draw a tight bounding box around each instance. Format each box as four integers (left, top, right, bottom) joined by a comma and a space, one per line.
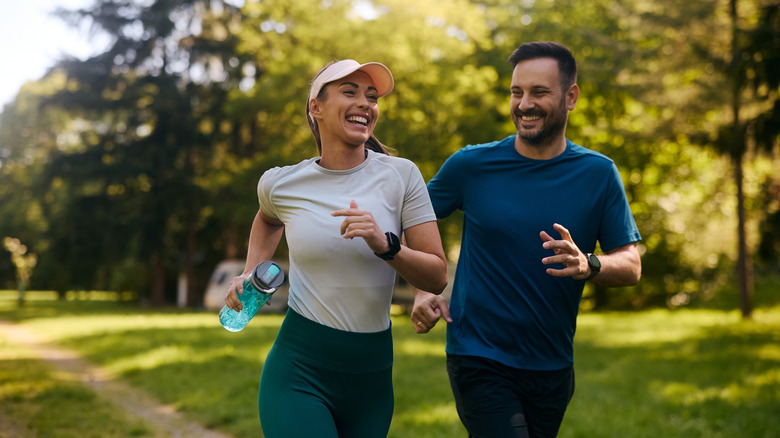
0, 306, 165, 437
1, 291, 778, 437
565, 309, 780, 437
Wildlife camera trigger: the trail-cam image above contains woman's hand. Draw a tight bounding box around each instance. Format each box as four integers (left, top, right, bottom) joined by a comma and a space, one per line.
331, 200, 388, 253
224, 273, 251, 311
333, 202, 448, 294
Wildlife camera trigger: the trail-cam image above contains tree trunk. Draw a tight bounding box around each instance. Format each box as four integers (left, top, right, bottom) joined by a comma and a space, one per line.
735, 155, 754, 318
17, 282, 25, 306
730, 0, 753, 320
185, 212, 198, 308
150, 256, 166, 307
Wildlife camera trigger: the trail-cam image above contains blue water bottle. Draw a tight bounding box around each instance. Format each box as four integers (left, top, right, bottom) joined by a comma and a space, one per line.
219, 261, 285, 332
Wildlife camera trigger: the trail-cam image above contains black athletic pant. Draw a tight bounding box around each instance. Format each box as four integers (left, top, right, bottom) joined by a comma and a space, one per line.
447, 354, 575, 438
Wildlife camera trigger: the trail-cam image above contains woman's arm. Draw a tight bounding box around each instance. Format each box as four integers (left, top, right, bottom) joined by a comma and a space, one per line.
389, 221, 448, 294
332, 201, 447, 294
224, 209, 284, 311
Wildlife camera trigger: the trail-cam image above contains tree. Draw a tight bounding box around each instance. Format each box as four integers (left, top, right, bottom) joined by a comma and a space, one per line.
30, 0, 246, 305
0, 0, 776, 311
3, 238, 37, 305
225, 0, 500, 260
0, 74, 73, 294
718, 0, 779, 318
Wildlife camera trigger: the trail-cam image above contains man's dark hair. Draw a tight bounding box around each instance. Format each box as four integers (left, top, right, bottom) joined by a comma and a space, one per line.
508, 42, 578, 89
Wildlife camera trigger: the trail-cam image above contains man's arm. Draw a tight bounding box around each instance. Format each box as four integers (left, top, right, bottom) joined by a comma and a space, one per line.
589, 243, 641, 287
541, 223, 641, 287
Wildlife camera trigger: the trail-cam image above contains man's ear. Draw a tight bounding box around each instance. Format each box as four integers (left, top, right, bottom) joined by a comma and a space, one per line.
566, 84, 579, 110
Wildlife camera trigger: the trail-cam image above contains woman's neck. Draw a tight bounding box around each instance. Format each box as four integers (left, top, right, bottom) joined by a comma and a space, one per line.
318, 143, 367, 170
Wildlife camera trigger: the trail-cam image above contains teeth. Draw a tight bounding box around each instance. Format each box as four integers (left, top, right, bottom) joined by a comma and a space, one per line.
347, 116, 368, 125
522, 116, 541, 121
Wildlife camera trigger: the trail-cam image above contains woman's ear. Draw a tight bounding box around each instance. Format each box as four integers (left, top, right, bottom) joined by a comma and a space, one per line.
309, 98, 321, 119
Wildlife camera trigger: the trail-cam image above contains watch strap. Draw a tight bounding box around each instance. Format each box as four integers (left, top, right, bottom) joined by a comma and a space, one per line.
374, 231, 401, 260
585, 253, 601, 281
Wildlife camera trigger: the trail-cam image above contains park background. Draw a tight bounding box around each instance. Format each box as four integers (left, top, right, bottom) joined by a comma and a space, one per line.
0, 0, 778, 437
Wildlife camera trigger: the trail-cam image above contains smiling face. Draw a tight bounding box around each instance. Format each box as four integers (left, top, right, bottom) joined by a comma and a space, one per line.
309, 70, 380, 149
510, 57, 578, 151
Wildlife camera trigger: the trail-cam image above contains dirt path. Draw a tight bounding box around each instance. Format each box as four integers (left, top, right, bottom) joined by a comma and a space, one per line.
0, 320, 233, 438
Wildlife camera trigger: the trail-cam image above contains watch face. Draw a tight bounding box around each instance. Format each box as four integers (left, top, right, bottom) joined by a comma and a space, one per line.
589, 254, 601, 270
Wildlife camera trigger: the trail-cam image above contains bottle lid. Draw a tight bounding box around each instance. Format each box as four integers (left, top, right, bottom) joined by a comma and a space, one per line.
249, 261, 285, 293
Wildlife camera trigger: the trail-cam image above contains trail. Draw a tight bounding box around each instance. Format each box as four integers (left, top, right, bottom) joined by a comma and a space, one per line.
0, 320, 233, 438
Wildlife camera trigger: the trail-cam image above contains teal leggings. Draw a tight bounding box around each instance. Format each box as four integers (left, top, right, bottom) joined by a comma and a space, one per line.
258, 309, 394, 438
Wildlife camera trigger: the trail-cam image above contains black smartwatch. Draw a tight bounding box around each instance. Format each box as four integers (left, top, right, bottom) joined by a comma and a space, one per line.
374, 231, 401, 261
585, 253, 601, 281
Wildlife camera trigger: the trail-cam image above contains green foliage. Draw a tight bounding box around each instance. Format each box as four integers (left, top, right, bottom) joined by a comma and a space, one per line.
0, 0, 777, 309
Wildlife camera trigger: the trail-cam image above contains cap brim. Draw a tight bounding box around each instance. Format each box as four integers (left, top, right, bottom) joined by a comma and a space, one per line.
308, 60, 394, 105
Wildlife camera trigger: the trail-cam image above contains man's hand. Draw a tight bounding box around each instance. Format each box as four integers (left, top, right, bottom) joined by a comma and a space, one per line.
411, 289, 452, 334
539, 223, 590, 280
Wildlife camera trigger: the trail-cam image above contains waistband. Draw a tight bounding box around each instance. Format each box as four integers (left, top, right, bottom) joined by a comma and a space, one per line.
274, 308, 393, 372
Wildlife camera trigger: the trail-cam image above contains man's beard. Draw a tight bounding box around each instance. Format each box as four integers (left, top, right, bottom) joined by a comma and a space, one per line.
514, 97, 568, 147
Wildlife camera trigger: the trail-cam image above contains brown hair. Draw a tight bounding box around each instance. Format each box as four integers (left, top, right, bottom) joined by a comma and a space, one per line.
508, 42, 578, 91
306, 61, 390, 155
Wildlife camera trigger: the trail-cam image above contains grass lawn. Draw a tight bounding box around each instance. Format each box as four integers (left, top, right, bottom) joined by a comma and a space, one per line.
1, 290, 778, 437
0, 297, 166, 437
0, 339, 164, 438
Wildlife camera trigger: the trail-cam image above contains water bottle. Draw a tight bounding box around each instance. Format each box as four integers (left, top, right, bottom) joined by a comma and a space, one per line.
219, 261, 285, 332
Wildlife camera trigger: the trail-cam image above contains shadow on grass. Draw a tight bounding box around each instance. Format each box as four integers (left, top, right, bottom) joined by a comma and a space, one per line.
0, 297, 144, 322
4, 292, 778, 438
1, 290, 465, 438
52, 319, 465, 438
566, 318, 780, 438
0, 352, 162, 437
389, 321, 466, 437
57, 324, 281, 437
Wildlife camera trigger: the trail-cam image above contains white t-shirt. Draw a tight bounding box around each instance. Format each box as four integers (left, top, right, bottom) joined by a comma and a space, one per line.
257, 150, 436, 332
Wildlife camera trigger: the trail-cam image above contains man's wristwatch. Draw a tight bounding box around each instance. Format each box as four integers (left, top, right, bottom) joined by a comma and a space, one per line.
585, 253, 601, 281
374, 231, 401, 261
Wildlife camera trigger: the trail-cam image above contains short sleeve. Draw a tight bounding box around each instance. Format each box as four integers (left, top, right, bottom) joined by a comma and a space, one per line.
401, 162, 437, 230
257, 168, 280, 219
427, 149, 466, 219
598, 163, 642, 251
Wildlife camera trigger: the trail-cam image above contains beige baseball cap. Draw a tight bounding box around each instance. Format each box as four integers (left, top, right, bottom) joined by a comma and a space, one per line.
308, 60, 394, 107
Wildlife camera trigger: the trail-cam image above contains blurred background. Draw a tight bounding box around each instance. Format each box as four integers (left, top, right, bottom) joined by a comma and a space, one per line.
0, 0, 777, 316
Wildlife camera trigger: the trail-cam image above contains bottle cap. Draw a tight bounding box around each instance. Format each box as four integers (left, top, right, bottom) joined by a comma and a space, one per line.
249, 261, 285, 293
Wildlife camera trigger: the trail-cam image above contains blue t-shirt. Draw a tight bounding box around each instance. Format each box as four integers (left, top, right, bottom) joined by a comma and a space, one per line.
428, 135, 641, 370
